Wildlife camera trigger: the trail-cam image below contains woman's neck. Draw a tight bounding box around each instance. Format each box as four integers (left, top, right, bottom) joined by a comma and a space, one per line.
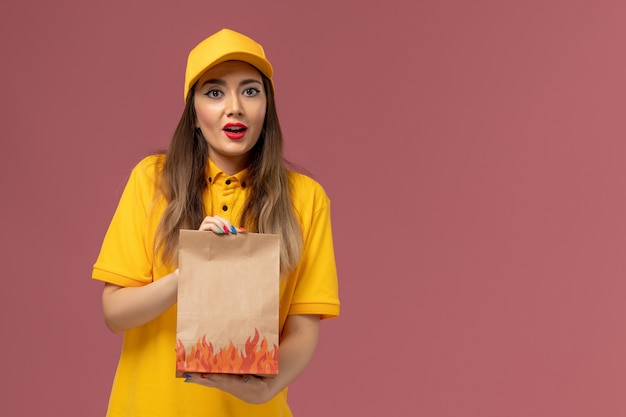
209, 154, 250, 176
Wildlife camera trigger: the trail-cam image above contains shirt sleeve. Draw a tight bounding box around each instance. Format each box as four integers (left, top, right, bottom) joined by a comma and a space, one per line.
92, 156, 163, 287
287, 178, 340, 320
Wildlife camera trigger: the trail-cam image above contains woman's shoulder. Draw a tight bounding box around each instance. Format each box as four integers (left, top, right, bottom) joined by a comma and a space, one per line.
287, 169, 330, 208
288, 170, 325, 191
130, 154, 166, 181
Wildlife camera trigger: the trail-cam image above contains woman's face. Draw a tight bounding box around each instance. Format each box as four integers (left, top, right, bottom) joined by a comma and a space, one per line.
194, 60, 267, 174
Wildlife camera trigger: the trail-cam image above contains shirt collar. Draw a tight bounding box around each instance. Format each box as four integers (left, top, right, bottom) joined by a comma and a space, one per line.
206, 158, 250, 186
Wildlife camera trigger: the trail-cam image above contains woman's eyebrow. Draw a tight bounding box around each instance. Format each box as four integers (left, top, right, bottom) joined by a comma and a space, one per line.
240, 79, 263, 86
201, 78, 226, 87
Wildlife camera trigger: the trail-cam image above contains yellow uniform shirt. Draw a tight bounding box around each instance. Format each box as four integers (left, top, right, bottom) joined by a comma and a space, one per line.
93, 155, 340, 417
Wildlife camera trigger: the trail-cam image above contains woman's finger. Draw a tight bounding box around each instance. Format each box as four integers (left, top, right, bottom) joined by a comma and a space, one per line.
198, 216, 239, 234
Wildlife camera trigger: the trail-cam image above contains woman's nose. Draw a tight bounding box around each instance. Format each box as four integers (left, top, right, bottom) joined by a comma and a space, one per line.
225, 95, 244, 116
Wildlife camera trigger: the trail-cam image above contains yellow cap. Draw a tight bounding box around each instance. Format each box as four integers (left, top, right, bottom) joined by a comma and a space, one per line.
183, 28, 273, 101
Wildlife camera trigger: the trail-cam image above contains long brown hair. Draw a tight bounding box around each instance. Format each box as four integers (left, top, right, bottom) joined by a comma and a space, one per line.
155, 74, 302, 275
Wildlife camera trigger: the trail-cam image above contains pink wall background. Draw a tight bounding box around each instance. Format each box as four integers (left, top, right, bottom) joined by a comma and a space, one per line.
2, 0, 626, 415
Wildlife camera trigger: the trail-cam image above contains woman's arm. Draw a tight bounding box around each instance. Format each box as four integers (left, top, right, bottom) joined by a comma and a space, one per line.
101, 216, 237, 334
101, 269, 179, 333
183, 314, 320, 404
264, 314, 320, 397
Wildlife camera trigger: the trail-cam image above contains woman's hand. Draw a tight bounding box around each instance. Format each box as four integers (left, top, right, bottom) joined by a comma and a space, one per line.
182, 315, 320, 404
198, 215, 245, 234
182, 373, 271, 404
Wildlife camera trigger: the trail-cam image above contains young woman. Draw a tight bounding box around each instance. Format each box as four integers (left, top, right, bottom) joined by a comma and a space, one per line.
92, 28, 340, 416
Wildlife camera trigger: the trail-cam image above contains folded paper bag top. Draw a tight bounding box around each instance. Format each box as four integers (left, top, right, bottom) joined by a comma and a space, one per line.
175, 230, 280, 376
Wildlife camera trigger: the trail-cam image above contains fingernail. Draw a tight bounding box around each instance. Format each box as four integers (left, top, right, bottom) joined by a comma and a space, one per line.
230, 225, 237, 234
215, 227, 223, 234
184, 379, 190, 383
200, 374, 206, 379
237, 227, 246, 233
222, 225, 229, 233
183, 373, 191, 378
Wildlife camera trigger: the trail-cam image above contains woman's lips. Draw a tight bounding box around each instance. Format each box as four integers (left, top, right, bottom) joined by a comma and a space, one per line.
223, 123, 247, 140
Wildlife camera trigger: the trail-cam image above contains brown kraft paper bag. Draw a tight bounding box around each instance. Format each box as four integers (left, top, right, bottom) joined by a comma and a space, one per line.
175, 229, 280, 377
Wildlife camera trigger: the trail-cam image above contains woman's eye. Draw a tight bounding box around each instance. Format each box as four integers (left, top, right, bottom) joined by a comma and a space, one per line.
243, 88, 260, 97
206, 90, 223, 98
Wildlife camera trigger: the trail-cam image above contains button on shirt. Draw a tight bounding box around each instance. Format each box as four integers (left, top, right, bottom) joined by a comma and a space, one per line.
205, 159, 249, 225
